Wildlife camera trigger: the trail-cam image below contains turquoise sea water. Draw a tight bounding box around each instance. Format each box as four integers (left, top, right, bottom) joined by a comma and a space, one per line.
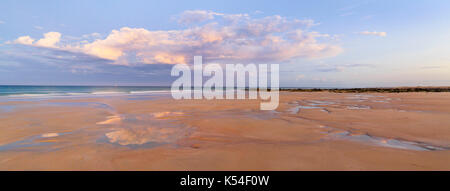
0, 85, 171, 97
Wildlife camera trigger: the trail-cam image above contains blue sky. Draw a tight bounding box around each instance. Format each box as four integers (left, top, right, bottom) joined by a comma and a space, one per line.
1, 0, 449, 87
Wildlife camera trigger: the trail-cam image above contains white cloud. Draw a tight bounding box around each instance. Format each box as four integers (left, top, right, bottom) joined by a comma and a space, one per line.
35, 32, 61, 47
178, 10, 223, 24
0, 20, 4, 24
358, 31, 387, 37
12, 10, 342, 65
82, 32, 102, 39
14, 32, 61, 48
34, 26, 44, 30
14, 36, 35, 45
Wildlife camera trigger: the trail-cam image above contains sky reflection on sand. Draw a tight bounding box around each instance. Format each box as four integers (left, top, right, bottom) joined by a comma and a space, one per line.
283, 94, 450, 151
0, 105, 16, 112
1, 92, 450, 171
0, 132, 71, 151
97, 112, 192, 148
318, 125, 447, 151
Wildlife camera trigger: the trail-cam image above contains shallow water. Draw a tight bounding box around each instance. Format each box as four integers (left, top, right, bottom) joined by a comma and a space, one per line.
319, 126, 447, 151
97, 112, 192, 148
347, 105, 371, 110
288, 102, 325, 114
307, 100, 336, 106
0, 132, 71, 152
46, 102, 116, 112
0, 105, 15, 112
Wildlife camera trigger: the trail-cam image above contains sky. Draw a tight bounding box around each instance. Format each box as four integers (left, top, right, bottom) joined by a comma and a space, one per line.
0, 0, 450, 87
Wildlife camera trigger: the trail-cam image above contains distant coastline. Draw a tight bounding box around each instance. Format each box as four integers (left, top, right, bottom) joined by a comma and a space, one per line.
281, 86, 450, 93
1, 85, 450, 97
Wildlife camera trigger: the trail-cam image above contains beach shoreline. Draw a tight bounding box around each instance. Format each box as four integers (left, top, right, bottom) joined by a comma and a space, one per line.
0, 91, 449, 170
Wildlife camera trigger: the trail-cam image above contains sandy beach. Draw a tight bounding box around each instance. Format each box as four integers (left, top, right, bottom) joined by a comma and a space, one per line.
0, 92, 449, 170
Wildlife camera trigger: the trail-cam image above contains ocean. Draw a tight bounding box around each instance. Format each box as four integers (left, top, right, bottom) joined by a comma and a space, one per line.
0, 85, 172, 97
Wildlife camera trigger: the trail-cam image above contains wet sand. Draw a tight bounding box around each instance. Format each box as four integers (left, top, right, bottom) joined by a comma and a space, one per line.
0, 92, 449, 170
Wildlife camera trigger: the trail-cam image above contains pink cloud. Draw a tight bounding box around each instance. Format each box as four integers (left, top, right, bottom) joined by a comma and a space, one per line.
358, 31, 387, 37
13, 10, 342, 65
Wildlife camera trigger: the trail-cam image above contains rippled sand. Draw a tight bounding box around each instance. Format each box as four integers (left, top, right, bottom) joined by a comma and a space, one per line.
0, 92, 449, 170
